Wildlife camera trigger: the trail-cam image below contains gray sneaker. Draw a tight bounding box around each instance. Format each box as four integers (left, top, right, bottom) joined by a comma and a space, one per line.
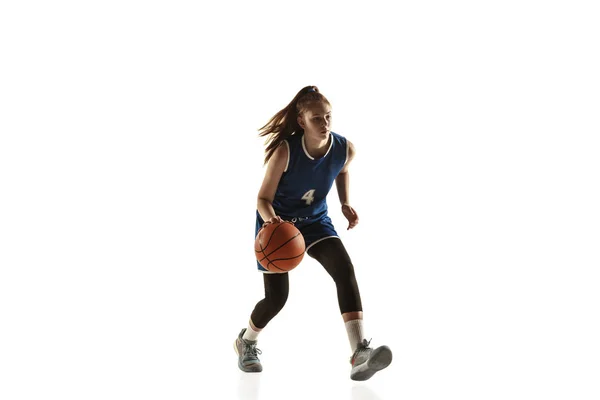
233, 328, 263, 372
350, 339, 392, 381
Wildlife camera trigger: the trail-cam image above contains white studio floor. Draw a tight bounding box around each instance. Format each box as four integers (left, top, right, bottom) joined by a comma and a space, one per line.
2, 224, 599, 400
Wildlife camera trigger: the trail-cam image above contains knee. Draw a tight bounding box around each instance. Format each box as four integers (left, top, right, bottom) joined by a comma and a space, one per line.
266, 289, 288, 312
331, 261, 357, 285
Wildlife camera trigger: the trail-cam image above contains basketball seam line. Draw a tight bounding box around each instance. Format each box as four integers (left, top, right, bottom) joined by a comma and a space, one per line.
260, 223, 286, 252
258, 232, 302, 261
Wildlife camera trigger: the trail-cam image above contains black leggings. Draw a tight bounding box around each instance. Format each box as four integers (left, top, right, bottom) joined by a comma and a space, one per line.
250, 237, 362, 329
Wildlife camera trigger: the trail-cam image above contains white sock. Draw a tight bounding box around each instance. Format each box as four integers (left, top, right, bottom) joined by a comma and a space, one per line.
345, 319, 366, 353
242, 322, 261, 342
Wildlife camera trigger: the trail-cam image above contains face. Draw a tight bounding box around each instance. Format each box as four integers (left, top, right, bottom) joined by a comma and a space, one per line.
298, 102, 332, 139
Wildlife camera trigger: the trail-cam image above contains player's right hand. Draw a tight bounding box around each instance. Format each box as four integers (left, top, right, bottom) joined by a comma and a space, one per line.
262, 216, 283, 228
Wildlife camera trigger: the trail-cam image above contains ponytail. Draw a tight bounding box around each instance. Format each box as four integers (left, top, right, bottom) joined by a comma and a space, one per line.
258, 85, 330, 165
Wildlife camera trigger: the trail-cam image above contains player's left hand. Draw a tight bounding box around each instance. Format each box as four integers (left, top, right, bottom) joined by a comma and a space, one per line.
341, 204, 359, 230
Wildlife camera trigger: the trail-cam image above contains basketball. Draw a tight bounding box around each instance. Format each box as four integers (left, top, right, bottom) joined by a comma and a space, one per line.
255, 221, 305, 272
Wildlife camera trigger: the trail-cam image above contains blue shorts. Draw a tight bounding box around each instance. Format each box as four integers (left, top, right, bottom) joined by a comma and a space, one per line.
255, 211, 339, 272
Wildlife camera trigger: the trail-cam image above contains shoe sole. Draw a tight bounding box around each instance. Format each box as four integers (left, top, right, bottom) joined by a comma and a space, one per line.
350, 345, 393, 381
233, 339, 263, 373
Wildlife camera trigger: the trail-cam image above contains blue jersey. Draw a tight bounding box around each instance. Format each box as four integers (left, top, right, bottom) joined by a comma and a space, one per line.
271, 131, 348, 219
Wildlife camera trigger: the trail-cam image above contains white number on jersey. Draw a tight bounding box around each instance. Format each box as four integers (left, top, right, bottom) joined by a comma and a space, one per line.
301, 189, 316, 205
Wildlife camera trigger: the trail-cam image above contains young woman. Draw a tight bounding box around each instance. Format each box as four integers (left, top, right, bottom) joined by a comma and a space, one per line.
234, 85, 392, 381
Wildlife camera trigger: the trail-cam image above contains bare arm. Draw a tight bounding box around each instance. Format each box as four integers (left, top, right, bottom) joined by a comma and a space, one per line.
335, 140, 359, 229
335, 140, 356, 206
257, 142, 288, 222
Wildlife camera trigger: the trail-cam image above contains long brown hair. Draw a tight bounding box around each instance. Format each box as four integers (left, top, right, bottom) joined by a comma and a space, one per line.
258, 85, 331, 165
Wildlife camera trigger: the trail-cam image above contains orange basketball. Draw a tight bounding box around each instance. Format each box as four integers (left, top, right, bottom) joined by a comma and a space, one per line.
255, 221, 305, 272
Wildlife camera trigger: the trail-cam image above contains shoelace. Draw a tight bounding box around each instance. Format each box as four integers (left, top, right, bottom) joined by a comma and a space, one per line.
351, 338, 373, 364
243, 341, 262, 358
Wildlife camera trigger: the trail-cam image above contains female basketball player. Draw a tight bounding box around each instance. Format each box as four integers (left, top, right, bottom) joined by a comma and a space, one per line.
234, 86, 392, 381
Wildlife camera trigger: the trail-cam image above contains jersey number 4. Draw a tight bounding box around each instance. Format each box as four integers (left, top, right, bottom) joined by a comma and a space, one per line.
301, 189, 316, 205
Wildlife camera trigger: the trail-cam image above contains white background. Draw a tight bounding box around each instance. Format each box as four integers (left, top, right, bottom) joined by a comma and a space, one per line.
1, 1, 599, 399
